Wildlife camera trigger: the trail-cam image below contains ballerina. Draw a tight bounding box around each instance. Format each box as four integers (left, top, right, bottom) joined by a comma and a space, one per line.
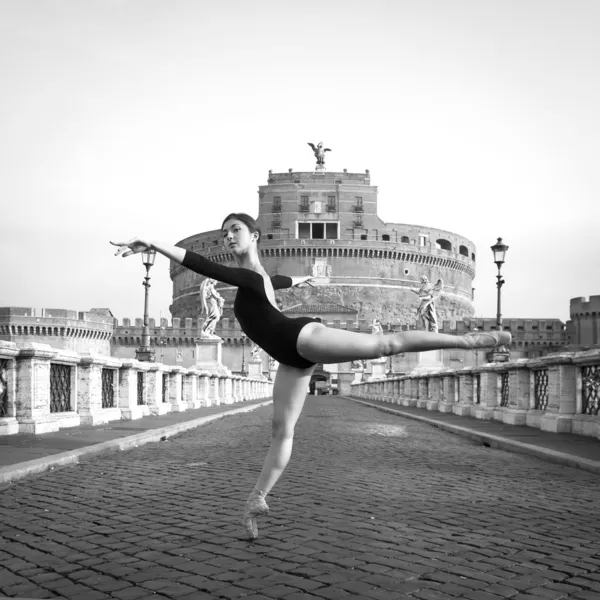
111, 212, 511, 540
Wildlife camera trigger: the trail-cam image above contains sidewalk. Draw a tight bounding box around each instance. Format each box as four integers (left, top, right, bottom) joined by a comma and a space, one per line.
346, 396, 600, 474
0, 398, 273, 486
1, 395, 599, 488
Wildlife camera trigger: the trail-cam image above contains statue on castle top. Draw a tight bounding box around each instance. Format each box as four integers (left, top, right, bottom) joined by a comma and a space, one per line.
308, 142, 331, 167
411, 276, 444, 333
199, 278, 224, 339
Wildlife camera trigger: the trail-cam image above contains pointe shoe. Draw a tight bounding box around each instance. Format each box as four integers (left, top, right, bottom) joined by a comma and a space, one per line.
463, 330, 512, 349
243, 490, 269, 540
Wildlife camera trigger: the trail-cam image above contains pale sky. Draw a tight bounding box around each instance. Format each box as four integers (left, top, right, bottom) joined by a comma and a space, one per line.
1, 0, 599, 324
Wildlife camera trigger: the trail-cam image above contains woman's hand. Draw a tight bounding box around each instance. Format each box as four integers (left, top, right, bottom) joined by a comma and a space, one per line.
293, 276, 315, 288
110, 238, 153, 258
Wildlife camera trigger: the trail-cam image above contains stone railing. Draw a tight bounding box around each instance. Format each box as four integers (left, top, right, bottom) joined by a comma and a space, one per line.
0, 341, 273, 436
349, 349, 600, 439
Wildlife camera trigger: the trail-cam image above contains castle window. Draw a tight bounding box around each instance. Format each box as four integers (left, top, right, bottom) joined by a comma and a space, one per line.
312, 223, 324, 239
327, 196, 336, 211
382, 234, 390, 241
471, 252, 476, 261
436, 239, 452, 252
353, 197, 363, 212
360, 234, 368, 240
419, 235, 428, 247
297, 222, 339, 240
267, 234, 274, 240
401, 236, 410, 243
273, 197, 282, 213
459, 245, 468, 256
299, 196, 309, 212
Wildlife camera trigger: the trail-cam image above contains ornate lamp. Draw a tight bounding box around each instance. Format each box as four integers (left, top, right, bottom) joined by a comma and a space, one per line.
488, 238, 510, 362
136, 249, 157, 362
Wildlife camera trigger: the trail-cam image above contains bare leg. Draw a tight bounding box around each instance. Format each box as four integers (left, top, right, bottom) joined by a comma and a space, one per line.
243, 363, 314, 539
297, 322, 511, 365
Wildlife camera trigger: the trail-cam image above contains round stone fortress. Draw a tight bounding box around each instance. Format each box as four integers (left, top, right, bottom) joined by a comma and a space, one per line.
169, 167, 476, 329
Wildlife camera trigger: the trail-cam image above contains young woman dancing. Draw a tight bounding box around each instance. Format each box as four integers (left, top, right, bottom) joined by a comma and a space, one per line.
112, 213, 511, 540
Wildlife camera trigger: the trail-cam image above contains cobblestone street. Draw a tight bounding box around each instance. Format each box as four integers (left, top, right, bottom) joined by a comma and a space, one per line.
1, 395, 599, 600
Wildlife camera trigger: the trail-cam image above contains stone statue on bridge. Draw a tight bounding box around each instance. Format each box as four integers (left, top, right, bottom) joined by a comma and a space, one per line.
250, 342, 262, 361
411, 276, 443, 333
199, 278, 224, 339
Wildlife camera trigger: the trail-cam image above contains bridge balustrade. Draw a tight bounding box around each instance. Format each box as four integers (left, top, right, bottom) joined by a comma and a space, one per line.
0, 341, 273, 436
349, 349, 600, 439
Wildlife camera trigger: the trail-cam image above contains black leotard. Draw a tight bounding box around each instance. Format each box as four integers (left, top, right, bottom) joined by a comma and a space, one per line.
182, 250, 317, 369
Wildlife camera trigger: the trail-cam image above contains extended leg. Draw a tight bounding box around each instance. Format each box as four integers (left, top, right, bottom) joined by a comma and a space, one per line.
243, 363, 314, 539
297, 322, 511, 365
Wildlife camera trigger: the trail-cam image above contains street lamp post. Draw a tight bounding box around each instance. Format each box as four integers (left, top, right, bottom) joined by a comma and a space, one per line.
135, 249, 156, 362
488, 237, 510, 362
241, 336, 247, 375
386, 322, 395, 376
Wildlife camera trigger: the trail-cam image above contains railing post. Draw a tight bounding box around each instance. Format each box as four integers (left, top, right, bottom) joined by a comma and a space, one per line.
210, 374, 220, 405
78, 353, 121, 425
197, 372, 211, 406
571, 349, 600, 437
453, 368, 474, 416
184, 369, 200, 409
146, 363, 170, 415
119, 359, 151, 420
437, 372, 456, 413
416, 376, 428, 409
474, 364, 498, 420
539, 354, 576, 433
526, 359, 547, 429
0, 341, 20, 435
15, 343, 59, 433
502, 360, 530, 425
169, 366, 186, 412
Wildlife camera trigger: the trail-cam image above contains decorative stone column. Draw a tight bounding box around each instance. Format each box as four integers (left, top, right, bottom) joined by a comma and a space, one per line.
78, 353, 122, 425
473, 364, 498, 420
247, 359, 263, 379
539, 354, 576, 433
453, 368, 474, 417
0, 341, 20, 435
15, 343, 60, 433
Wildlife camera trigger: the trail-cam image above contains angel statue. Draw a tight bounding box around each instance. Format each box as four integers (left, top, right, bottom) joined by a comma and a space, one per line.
307, 141, 331, 166
250, 342, 262, 361
410, 276, 444, 333
369, 318, 384, 335
199, 278, 224, 338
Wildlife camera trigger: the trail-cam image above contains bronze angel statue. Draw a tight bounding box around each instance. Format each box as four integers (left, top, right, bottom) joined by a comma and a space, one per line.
307, 141, 331, 166
410, 276, 444, 333
199, 278, 224, 338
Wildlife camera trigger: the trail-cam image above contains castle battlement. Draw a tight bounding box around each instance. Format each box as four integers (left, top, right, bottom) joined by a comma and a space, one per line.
570, 295, 600, 316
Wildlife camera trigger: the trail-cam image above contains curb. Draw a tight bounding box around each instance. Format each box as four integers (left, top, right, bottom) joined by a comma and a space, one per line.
0, 400, 273, 486
345, 397, 600, 475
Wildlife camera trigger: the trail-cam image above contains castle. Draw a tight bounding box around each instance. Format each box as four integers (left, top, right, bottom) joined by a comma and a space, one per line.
1, 160, 596, 380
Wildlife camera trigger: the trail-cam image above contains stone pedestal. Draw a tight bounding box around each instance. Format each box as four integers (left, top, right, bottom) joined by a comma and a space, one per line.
368, 357, 387, 380
337, 372, 355, 396
412, 350, 445, 374
195, 337, 230, 375
78, 353, 122, 425
247, 359, 264, 379
0, 342, 20, 435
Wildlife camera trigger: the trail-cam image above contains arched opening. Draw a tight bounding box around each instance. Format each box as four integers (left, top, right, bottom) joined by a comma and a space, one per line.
381, 234, 390, 241
401, 236, 410, 243
459, 245, 469, 257
436, 238, 452, 251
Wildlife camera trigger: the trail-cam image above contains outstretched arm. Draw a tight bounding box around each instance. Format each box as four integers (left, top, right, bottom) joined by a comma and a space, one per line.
111, 238, 186, 263
112, 239, 258, 288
